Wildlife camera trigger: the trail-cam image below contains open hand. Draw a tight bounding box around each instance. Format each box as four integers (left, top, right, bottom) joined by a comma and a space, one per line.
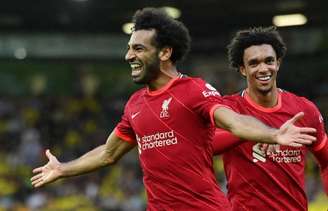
31, 149, 62, 188
276, 112, 316, 147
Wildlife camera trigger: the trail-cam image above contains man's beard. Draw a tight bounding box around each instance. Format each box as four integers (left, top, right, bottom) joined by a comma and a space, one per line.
134, 56, 160, 85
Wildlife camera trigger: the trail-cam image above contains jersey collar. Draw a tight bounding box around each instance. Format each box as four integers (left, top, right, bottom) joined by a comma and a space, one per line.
146, 73, 184, 96
242, 89, 282, 113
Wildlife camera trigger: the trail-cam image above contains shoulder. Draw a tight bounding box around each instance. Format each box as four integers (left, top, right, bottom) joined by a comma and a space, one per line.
223, 91, 243, 100
125, 88, 146, 106
176, 77, 221, 96
175, 77, 207, 88
281, 90, 321, 124
170, 77, 222, 110
223, 91, 244, 104
281, 90, 319, 112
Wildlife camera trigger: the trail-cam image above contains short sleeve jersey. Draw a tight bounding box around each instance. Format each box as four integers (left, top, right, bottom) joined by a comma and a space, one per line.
115, 77, 231, 211
221, 89, 327, 211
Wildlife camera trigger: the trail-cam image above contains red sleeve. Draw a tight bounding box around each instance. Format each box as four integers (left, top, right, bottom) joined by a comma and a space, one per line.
189, 79, 229, 125
304, 99, 328, 194
311, 135, 328, 195
114, 127, 135, 145
115, 102, 136, 145
212, 129, 242, 155
304, 99, 326, 152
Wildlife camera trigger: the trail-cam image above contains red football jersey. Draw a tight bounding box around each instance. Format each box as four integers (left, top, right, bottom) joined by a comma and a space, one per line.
115, 77, 231, 211
221, 89, 327, 211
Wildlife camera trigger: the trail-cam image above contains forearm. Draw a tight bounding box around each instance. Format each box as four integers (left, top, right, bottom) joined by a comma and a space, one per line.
60, 144, 110, 178
230, 115, 276, 143
59, 132, 135, 178
214, 107, 277, 144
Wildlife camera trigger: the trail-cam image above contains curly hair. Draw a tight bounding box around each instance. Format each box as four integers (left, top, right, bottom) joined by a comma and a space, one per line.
132, 7, 191, 64
227, 26, 287, 71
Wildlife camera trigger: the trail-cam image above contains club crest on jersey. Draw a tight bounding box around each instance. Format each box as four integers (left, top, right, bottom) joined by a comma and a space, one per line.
160, 97, 172, 119
202, 83, 220, 97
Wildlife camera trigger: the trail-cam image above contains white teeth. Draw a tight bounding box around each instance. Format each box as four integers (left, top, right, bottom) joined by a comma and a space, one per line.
130, 63, 141, 69
258, 76, 271, 81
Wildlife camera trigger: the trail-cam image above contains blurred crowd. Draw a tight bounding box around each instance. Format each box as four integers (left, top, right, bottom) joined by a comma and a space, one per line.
0, 93, 145, 211
0, 66, 327, 210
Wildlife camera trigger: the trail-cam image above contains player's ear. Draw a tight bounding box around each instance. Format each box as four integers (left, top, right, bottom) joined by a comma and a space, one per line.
158, 47, 172, 61
276, 58, 281, 71
239, 66, 247, 77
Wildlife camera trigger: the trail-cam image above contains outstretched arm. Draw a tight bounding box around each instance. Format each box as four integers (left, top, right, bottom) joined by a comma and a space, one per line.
31, 131, 135, 188
213, 107, 316, 147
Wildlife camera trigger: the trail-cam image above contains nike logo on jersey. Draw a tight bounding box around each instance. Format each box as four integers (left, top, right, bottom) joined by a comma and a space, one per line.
131, 112, 140, 119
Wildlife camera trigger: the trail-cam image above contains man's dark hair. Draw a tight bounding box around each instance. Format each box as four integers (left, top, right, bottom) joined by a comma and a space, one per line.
227, 26, 287, 71
132, 7, 191, 64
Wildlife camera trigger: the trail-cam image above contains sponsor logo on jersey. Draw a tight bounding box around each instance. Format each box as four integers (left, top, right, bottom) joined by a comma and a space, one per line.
202, 83, 220, 97
160, 97, 172, 118
319, 114, 323, 123
252, 143, 267, 162
136, 130, 178, 154
252, 143, 302, 163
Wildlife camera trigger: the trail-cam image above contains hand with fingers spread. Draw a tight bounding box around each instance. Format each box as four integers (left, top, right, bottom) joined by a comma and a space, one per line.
275, 112, 317, 147
31, 149, 62, 188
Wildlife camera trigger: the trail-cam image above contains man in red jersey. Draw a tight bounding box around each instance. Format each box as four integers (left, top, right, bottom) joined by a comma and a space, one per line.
213, 26, 327, 211
31, 9, 316, 210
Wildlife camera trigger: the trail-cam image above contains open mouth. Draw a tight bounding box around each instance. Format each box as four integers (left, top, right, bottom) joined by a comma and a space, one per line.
130, 63, 143, 77
256, 75, 272, 82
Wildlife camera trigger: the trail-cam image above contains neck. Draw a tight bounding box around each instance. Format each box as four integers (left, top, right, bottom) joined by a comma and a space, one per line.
246, 87, 279, 108
147, 63, 179, 91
